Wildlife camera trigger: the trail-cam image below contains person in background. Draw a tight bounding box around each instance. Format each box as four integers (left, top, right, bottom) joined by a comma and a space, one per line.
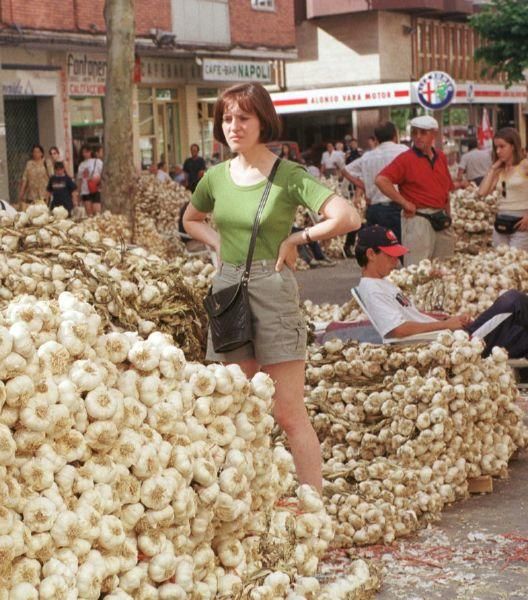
345, 138, 363, 165
478, 127, 528, 250
457, 138, 492, 186
375, 115, 458, 267
321, 142, 342, 178
366, 136, 378, 152
183, 82, 361, 492
446, 148, 460, 181
334, 142, 346, 169
77, 145, 103, 217
48, 146, 61, 166
47, 161, 78, 216
306, 159, 321, 179
183, 144, 207, 192
170, 164, 187, 186
279, 143, 296, 162
156, 161, 172, 183
18, 144, 52, 209
342, 121, 409, 249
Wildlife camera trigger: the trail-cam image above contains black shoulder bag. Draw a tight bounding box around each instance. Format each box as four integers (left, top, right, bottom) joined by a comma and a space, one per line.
203, 158, 281, 354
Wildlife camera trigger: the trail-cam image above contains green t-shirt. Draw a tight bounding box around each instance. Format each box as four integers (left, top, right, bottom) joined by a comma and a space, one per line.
191, 159, 333, 264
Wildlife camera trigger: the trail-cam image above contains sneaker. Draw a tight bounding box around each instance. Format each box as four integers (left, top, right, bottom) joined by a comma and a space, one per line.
315, 258, 336, 267
308, 259, 319, 268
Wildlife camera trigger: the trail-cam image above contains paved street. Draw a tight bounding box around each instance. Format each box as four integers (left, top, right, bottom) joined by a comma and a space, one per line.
295, 257, 362, 305
297, 259, 528, 599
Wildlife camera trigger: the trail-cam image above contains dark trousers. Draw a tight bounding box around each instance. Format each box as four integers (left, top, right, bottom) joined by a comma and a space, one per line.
291, 226, 326, 262
466, 290, 528, 358
345, 203, 402, 249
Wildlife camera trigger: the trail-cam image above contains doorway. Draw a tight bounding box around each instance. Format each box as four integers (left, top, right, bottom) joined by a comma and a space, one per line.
4, 97, 39, 202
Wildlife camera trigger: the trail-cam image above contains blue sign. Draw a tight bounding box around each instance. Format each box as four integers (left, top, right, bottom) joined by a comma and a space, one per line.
417, 71, 456, 110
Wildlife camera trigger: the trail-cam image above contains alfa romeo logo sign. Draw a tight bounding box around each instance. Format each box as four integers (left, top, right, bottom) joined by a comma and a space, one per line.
417, 71, 456, 110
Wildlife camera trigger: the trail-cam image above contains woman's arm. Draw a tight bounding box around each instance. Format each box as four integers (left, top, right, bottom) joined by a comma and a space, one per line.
478, 161, 502, 197
182, 203, 221, 255
275, 194, 361, 271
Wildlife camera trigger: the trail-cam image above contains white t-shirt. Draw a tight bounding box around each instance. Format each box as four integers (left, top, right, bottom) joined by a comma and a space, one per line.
357, 277, 436, 340
77, 158, 103, 196
156, 170, 171, 183
321, 151, 344, 170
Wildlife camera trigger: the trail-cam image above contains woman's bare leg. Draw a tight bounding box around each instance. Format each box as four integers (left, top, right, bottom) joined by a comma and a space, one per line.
263, 360, 322, 492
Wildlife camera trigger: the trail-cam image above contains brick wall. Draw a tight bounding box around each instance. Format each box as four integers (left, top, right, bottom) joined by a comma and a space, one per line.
229, 0, 295, 48
0, 0, 171, 35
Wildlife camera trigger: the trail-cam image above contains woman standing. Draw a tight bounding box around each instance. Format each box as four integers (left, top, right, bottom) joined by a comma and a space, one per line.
479, 128, 528, 250
183, 83, 361, 491
18, 144, 52, 209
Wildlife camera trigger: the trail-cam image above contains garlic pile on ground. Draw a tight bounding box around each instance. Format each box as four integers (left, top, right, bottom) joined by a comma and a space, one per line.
0, 293, 336, 597
450, 185, 496, 253
388, 246, 528, 317
0, 205, 206, 359
302, 299, 365, 326
304, 334, 527, 548
172, 256, 217, 292
133, 173, 191, 237
82, 212, 132, 243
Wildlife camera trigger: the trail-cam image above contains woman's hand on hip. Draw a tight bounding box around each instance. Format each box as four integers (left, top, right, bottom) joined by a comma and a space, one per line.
275, 237, 298, 272
515, 215, 528, 232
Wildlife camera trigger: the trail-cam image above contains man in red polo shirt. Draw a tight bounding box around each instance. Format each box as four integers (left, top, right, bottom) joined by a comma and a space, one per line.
375, 115, 455, 266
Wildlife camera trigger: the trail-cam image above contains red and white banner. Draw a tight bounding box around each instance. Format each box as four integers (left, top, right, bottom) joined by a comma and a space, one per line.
271, 81, 527, 115
271, 82, 412, 114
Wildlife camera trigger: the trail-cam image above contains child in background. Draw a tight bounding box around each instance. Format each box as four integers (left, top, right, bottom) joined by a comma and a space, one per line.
47, 161, 78, 216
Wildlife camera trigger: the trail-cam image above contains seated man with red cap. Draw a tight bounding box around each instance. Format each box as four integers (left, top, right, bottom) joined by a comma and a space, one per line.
354, 225, 528, 358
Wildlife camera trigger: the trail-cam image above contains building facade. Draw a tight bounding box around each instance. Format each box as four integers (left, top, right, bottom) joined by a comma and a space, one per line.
0, 0, 296, 202
276, 0, 526, 152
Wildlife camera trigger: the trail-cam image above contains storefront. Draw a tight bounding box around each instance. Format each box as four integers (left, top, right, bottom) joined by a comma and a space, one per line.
66, 52, 106, 171
271, 81, 527, 152
1, 64, 62, 202
137, 56, 277, 169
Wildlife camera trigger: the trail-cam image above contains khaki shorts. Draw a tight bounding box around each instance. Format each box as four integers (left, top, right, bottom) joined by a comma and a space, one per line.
205, 260, 307, 366
401, 208, 455, 267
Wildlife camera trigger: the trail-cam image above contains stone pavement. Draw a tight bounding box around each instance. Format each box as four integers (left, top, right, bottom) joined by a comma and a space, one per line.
295, 258, 528, 599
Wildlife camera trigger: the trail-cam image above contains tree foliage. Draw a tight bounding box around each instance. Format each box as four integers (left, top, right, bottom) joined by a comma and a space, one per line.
470, 0, 528, 85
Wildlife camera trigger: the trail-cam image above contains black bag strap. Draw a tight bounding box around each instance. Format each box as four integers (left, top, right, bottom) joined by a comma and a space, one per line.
242, 158, 281, 284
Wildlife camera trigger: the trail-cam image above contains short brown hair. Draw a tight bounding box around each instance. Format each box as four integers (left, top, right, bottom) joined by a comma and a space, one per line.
493, 127, 523, 166
213, 83, 281, 146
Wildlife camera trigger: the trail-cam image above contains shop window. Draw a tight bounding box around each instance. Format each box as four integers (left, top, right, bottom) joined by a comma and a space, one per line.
251, 0, 275, 10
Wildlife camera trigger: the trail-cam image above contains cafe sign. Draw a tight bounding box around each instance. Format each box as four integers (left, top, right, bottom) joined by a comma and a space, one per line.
67, 53, 107, 97
202, 58, 271, 83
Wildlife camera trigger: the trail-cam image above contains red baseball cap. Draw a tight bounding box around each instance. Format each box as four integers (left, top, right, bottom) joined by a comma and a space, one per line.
357, 225, 408, 257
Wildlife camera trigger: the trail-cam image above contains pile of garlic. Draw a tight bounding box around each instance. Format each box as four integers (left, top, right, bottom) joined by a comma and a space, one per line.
0, 292, 338, 598
305, 334, 527, 547
82, 212, 132, 244
388, 246, 528, 316
0, 204, 206, 359
302, 299, 364, 326
133, 173, 191, 239
450, 185, 496, 253
172, 256, 217, 292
